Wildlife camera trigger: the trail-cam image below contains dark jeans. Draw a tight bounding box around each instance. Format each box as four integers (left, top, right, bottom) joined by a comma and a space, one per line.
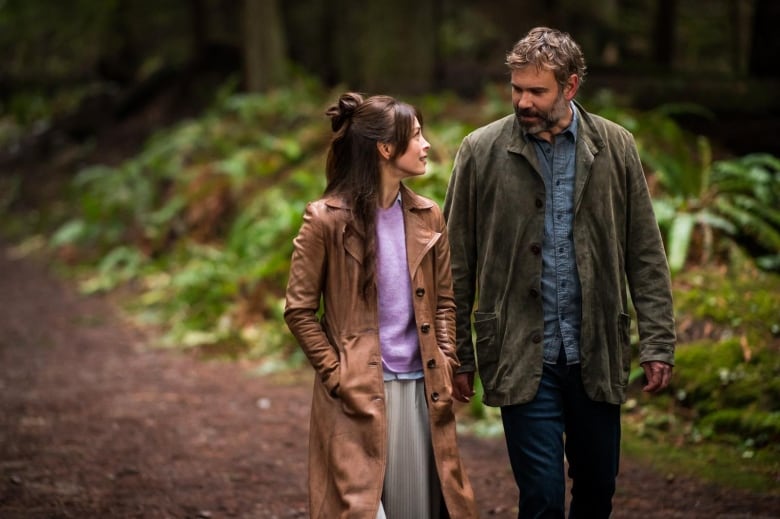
500, 352, 620, 519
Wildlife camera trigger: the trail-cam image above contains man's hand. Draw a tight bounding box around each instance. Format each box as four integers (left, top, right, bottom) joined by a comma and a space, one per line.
641, 361, 673, 393
453, 372, 476, 403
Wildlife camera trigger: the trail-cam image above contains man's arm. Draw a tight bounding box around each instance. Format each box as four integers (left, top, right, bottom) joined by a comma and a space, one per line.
623, 132, 676, 386
443, 136, 479, 400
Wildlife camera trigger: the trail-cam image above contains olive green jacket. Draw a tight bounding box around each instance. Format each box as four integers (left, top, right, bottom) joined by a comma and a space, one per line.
443, 102, 675, 406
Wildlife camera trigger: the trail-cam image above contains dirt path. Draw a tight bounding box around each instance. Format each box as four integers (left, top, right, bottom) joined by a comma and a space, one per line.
1, 243, 778, 519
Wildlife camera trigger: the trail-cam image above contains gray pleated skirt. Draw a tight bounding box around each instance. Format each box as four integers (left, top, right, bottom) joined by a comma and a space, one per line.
376, 378, 442, 519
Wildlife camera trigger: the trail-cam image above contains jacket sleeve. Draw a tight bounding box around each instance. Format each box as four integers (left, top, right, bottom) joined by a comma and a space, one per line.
284, 202, 341, 394
443, 136, 478, 373
432, 208, 460, 374
623, 135, 676, 366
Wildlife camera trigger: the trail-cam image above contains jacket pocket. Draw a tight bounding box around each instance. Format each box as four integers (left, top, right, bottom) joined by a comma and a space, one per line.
473, 312, 500, 390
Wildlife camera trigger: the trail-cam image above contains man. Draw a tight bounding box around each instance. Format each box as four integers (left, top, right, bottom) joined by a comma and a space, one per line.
443, 27, 676, 518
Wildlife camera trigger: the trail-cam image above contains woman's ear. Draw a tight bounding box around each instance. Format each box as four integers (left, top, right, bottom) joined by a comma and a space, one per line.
377, 142, 393, 160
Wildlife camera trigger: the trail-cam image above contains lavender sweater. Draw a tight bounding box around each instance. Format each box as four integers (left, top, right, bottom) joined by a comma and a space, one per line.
376, 197, 422, 375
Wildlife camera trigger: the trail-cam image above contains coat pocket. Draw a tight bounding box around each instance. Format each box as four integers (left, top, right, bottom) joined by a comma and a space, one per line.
473, 312, 500, 390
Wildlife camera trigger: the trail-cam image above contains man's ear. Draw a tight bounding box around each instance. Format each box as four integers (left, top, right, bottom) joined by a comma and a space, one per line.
377, 142, 392, 160
564, 74, 580, 101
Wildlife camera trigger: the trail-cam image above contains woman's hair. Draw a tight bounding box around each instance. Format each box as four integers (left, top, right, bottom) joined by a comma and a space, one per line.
324, 92, 422, 299
505, 27, 587, 89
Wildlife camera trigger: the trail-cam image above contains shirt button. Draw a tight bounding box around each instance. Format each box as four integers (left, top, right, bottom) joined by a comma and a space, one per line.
421, 323, 431, 333
415, 287, 425, 297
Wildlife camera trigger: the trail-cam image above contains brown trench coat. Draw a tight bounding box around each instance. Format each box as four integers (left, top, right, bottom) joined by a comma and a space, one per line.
284, 183, 478, 519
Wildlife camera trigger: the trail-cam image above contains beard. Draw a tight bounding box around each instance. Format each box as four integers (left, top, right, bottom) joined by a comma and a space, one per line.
515, 92, 570, 135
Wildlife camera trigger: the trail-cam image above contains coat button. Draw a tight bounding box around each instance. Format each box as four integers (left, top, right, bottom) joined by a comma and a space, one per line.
431, 392, 440, 402
535, 198, 543, 208
427, 359, 436, 369
530, 243, 541, 255
421, 323, 431, 333
415, 287, 425, 297
532, 334, 542, 343
529, 288, 539, 298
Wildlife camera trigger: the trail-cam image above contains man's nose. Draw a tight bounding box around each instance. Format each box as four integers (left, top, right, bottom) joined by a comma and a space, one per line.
517, 92, 532, 109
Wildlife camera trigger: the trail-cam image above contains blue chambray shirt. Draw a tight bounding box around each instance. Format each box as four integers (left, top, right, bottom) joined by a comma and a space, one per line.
528, 102, 582, 365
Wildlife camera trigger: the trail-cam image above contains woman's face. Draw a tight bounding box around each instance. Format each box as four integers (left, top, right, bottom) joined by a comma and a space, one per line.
388, 118, 430, 179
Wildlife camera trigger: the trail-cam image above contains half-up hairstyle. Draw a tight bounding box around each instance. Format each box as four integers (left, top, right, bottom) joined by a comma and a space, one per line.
324, 92, 423, 300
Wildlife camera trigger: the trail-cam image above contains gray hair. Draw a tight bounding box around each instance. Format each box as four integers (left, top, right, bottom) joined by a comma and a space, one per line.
506, 27, 587, 88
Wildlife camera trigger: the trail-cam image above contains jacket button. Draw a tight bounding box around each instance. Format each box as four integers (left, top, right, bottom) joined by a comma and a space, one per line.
529, 288, 539, 298
535, 198, 543, 208
532, 334, 542, 343
427, 359, 436, 369
431, 392, 440, 402
415, 287, 425, 297
420, 323, 431, 333
530, 243, 541, 255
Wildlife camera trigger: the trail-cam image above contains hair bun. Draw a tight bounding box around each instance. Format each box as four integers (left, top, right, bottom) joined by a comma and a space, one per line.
326, 92, 364, 132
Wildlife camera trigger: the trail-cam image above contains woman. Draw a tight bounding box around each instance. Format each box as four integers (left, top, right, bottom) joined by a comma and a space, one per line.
284, 92, 478, 519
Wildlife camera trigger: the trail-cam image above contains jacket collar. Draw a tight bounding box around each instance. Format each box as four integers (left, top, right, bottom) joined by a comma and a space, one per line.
505, 100, 605, 213
506, 100, 604, 157
322, 182, 434, 212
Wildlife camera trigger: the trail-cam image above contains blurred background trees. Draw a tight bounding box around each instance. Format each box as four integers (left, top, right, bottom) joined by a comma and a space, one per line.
1, 0, 779, 489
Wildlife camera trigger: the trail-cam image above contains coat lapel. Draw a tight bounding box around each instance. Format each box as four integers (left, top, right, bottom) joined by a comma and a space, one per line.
325, 196, 365, 264
573, 101, 603, 214
401, 185, 440, 276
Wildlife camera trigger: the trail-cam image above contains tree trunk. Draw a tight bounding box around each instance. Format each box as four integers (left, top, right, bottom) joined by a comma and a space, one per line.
749, 0, 780, 77
329, 0, 436, 95
653, 0, 677, 69
189, 0, 208, 57
243, 0, 287, 92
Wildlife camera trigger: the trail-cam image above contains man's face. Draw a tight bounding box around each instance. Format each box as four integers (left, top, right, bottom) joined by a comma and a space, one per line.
511, 66, 575, 136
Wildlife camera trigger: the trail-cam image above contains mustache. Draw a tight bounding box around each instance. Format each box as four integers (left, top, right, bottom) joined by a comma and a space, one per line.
515, 106, 544, 119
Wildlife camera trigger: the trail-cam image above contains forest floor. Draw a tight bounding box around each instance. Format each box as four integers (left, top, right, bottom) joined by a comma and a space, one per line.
1, 242, 780, 518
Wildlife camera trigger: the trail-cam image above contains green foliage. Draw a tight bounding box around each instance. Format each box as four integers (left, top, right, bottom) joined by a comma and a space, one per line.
620, 265, 780, 492
673, 339, 771, 415
674, 266, 780, 337
699, 409, 780, 445
670, 267, 780, 422
590, 92, 780, 273
45, 77, 329, 364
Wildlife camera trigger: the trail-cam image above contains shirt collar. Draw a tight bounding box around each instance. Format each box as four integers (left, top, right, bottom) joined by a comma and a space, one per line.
567, 101, 579, 139
378, 190, 403, 212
